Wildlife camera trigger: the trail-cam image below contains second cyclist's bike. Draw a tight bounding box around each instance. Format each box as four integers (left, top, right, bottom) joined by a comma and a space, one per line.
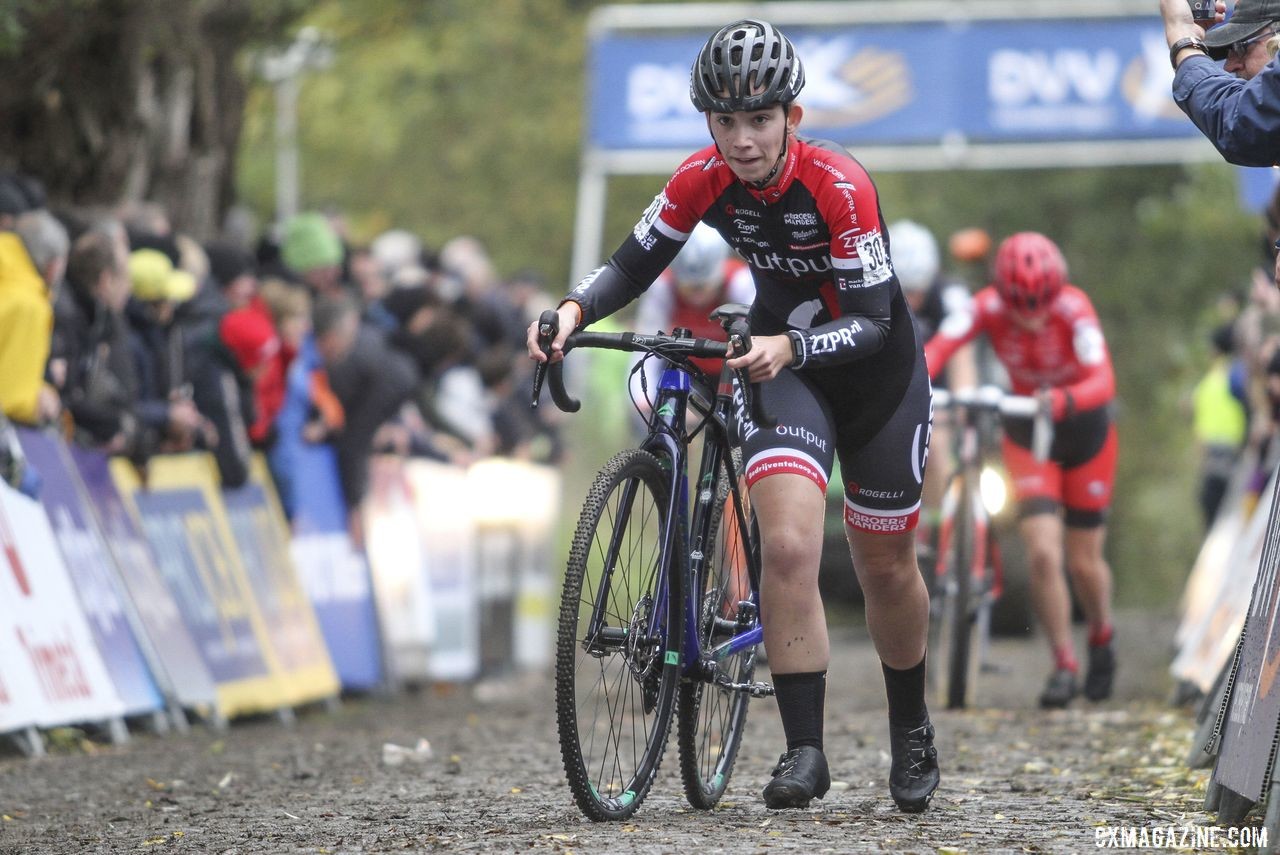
927, 385, 1050, 710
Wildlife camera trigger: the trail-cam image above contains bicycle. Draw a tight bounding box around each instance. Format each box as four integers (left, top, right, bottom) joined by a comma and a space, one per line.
926, 385, 1051, 710
530, 304, 774, 821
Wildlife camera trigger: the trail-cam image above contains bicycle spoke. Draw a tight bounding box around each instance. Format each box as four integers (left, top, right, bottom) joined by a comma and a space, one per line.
557, 450, 679, 820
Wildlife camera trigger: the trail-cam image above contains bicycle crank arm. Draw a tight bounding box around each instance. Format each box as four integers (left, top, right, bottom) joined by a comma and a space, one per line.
714, 675, 775, 697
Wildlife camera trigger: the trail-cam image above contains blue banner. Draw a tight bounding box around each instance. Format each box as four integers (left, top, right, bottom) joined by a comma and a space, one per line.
589, 17, 1197, 150
16, 430, 162, 717
70, 448, 217, 711
131, 487, 271, 685
289, 443, 384, 690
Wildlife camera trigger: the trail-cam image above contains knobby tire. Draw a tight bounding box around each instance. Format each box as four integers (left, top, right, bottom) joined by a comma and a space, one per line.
555, 449, 683, 821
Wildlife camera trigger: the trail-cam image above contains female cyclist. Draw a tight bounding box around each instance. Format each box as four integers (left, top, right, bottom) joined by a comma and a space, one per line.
528, 19, 939, 812
925, 232, 1119, 709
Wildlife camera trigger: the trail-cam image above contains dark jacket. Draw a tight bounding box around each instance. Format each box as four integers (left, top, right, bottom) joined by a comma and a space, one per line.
1174, 54, 1280, 166
52, 291, 144, 456
326, 325, 417, 508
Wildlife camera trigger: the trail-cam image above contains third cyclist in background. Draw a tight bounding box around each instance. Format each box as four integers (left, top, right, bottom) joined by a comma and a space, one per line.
890, 220, 979, 555
924, 232, 1119, 709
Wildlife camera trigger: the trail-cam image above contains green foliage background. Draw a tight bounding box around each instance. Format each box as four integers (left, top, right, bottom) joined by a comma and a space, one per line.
235, 0, 1270, 605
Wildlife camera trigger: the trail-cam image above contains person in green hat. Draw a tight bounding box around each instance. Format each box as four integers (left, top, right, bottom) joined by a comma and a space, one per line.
281, 211, 345, 298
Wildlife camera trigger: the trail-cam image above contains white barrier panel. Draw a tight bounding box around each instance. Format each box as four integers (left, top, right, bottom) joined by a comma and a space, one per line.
1173, 469, 1277, 692
0, 482, 125, 727
0, 609, 43, 735
18, 429, 164, 719
363, 456, 436, 683
406, 460, 479, 682
467, 459, 559, 672
1177, 452, 1257, 651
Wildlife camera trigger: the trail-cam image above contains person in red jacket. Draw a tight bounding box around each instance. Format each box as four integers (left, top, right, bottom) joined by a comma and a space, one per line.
925, 232, 1118, 709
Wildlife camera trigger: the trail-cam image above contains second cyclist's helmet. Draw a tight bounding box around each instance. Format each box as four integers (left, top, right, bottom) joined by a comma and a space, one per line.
993, 231, 1067, 314
670, 222, 730, 287
887, 220, 940, 294
690, 19, 805, 113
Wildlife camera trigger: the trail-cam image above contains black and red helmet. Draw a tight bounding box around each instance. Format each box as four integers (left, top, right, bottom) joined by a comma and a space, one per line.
690, 19, 805, 113
992, 232, 1067, 314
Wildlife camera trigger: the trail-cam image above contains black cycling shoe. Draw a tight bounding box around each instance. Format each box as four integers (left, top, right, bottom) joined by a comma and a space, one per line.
762, 746, 830, 809
1038, 668, 1079, 709
1084, 644, 1116, 701
888, 718, 940, 813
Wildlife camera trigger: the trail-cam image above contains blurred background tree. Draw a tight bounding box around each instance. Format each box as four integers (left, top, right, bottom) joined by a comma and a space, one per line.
0, 0, 1270, 604
0, 0, 307, 236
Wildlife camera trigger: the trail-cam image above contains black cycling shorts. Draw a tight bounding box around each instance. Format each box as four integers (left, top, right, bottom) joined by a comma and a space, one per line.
735, 354, 932, 535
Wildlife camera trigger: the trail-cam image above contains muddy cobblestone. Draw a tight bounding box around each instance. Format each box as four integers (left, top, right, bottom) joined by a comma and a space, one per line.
0, 608, 1252, 854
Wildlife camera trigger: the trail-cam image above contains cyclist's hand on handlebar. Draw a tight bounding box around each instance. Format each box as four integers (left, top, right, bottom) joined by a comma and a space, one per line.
726, 334, 792, 383
526, 303, 579, 364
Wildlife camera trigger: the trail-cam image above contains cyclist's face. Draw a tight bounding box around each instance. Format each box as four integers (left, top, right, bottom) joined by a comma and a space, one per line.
1008, 307, 1049, 331
707, 104, 801, 186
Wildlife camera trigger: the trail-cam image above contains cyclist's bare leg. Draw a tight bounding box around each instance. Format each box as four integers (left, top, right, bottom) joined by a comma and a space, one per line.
848, 524, 939, 810
1021, 512, 1075, 662
846, 527, 928, 669
751, 474, 829, 674
1064, 525, 1113, 632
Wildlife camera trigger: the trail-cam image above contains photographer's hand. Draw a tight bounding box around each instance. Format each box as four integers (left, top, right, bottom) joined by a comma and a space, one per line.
1159, 0, 1225, 47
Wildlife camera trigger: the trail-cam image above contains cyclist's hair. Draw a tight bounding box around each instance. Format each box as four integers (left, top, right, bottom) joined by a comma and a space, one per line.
690, 19, 805, 113
1267, 33, 1280, 59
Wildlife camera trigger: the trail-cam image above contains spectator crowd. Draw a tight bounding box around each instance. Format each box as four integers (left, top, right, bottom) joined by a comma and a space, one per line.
0, 171, 561, 544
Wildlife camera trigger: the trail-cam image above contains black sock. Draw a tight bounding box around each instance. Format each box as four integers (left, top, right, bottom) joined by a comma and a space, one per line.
882, 655, 928, 727
774, 671, 826, 751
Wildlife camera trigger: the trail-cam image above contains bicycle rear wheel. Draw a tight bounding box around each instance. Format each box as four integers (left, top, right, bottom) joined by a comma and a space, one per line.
555, 449, 682, 821
946, 485, 980, 709
678, 450, 757, 809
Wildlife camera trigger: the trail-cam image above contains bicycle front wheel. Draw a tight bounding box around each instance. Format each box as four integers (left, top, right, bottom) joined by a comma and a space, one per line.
555, 449, 682, 821
678, 449, 756, 809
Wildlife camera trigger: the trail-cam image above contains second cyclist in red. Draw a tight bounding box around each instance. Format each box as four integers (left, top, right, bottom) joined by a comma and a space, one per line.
925, 232, 1119, 708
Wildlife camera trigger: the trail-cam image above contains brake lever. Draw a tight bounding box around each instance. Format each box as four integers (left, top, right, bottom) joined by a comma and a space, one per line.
530, 309, 558, 409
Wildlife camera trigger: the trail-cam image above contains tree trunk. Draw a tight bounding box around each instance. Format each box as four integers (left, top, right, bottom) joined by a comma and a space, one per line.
0, 0, 294, 240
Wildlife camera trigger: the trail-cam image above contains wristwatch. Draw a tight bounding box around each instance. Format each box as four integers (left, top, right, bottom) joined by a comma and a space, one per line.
787, 330, 807, 368
1169, 36, 1209, 70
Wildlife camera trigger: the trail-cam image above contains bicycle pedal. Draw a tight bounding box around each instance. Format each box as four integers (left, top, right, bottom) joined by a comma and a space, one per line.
748, 681, 774, 698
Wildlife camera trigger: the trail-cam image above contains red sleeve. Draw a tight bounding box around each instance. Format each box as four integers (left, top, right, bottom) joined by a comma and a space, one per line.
923, 288, 992, 380
1050, 288, 1114, 419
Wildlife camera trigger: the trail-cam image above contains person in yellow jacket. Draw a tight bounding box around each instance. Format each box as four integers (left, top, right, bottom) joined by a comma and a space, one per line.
1192, 323, 1248, 530
0, 209, 68, 425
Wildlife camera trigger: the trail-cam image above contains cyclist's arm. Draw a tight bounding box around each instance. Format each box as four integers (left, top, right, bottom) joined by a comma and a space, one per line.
788, 248, 894, 369
785, 160, 898, 368
1049, 314, 1115, 419
923, 293, 987, 381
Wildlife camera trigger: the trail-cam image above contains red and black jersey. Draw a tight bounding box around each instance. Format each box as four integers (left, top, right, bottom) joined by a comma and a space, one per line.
565, 136, 921, 443
925, 284, 1115, 420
